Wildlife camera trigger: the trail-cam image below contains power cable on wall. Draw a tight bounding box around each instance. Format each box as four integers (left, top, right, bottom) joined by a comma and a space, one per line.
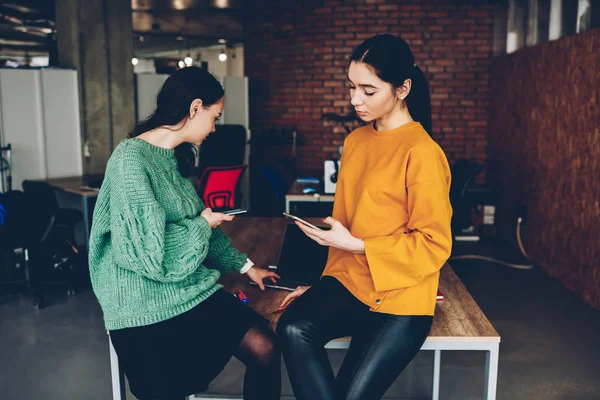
450, 217, 534, 270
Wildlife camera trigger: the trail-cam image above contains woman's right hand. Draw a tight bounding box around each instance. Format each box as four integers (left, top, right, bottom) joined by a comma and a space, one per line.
201, 208, 235, 228
275, 285, 310, 313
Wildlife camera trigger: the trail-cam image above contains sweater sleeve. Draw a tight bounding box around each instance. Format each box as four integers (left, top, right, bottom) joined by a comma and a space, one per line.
202, 226, 247, 274
111, 156, 212, 282
363, 146, 453, 292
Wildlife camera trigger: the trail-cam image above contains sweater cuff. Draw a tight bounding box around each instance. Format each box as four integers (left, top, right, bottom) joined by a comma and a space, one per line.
239, 258, 254, 274
230, 251, 249, 273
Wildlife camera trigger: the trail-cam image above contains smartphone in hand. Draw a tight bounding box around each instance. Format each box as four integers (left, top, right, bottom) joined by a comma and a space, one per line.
282, 212, 323, 230
221, 209, 248, 215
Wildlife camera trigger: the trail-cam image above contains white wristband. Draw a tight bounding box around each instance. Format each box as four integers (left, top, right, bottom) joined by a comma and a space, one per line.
239, 258, 254, 274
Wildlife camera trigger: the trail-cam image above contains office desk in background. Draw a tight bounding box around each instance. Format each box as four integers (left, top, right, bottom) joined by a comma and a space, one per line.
38, 175, 101, 249
285, 181, 335, 217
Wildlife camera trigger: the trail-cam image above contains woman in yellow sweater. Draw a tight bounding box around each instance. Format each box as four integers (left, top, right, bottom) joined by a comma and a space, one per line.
276, 34, 453, 400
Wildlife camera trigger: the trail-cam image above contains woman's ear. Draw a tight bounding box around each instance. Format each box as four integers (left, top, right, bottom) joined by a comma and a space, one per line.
189, 98, 204, 118
396, 78, 412, 100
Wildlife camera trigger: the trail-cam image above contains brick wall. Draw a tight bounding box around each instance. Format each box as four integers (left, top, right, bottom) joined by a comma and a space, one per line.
489, 29, 600, 311
244, 0, 494, 176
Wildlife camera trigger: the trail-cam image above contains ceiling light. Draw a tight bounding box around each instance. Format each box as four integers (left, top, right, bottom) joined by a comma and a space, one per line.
131, 57, 139, 66
14, 26, 53, 35
218, 49, 227, 62
178, 60, 185, 68
184, 55, 193, 66
173, 0, 186, 10
213, 0, 229, 9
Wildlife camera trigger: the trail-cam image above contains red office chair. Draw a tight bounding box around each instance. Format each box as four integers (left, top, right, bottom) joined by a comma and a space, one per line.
196, 164, 247, 210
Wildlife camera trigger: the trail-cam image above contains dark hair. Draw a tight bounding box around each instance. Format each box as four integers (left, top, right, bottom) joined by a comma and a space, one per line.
130, 66, 224, 176
350, 34, 432, 134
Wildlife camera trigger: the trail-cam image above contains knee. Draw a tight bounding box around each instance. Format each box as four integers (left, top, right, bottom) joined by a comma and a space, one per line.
257, 335, 280, 367
276, 319, 316, 346
241, 327, 280, 369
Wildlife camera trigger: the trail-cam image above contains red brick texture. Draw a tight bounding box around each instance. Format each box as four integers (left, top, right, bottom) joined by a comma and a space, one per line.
244, 0, 494, 177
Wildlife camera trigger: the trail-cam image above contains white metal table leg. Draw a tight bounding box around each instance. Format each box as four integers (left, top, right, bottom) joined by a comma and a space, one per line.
432, 349, 441, 400
484, 343, 499, 400
82, 195, 91, 249
109, 335, 127, 400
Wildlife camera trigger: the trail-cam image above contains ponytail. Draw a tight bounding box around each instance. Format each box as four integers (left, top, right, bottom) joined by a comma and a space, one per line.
406, 65, 432, 135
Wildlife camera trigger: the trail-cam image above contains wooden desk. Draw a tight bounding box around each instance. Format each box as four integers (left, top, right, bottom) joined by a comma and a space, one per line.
38, 176, 101, 248
109, 217, 500, 400
221, 217, 500, 400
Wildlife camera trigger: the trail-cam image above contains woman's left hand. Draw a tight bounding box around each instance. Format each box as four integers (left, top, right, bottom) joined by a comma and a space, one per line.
246, 267, 280, 291
295, 217, 365, 254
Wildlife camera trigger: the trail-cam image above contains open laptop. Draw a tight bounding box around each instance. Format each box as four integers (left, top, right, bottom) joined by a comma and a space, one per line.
251, 223, 330, 291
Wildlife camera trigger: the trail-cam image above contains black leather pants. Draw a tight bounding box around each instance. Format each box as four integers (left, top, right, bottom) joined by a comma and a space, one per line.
277, 276, 432, 400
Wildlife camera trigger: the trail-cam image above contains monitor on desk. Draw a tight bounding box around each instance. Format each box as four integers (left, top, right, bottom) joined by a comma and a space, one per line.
253, 223, 330, 291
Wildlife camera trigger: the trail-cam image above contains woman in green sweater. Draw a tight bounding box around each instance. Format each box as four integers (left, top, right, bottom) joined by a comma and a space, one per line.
89, 66, 281, 400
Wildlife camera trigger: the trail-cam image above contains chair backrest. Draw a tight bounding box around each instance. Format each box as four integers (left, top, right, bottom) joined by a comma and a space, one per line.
198, 124, 247, 172
22, 180, 61, 238
22, 180, 60, 214
259, 165, 288, 201
0, 190, 37, 249
196, 165, 247, 209
0, 192, 6, 227
450, 159, 483, 201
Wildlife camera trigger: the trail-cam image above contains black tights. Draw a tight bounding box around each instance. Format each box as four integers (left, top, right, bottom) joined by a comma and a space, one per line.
234, 323, 281, 400
277, 276, 432, 400
142, 323, 280, 400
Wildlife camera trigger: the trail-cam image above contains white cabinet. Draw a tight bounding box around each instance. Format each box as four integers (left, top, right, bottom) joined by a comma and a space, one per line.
0, 68, 82, 190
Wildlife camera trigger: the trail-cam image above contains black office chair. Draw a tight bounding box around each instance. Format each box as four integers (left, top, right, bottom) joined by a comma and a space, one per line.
0, 190, 42, 304
450, 159, 483, 235
22, 181, 83, 236
21, 180, 86, 307
249, 127, 299, 216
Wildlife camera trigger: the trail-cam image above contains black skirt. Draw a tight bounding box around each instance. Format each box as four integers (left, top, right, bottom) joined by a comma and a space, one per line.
109, 289, 267, 399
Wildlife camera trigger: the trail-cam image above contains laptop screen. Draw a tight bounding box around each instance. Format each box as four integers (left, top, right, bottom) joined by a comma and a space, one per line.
275, 224, 330, 285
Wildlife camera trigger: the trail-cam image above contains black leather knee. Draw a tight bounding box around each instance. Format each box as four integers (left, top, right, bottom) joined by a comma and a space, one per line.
277, 318, 318, 346
278, 319, 335, 400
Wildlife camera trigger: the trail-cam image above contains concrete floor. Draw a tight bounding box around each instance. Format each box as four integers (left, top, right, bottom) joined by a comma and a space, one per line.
1, 242, 600, 400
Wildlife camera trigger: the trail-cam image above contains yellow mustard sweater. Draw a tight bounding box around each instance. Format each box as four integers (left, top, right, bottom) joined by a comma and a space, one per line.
322, 121, 453, 316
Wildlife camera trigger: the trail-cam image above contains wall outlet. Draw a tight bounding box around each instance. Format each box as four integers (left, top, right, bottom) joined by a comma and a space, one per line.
83, 140, 91, 158
518, 205, 528, 225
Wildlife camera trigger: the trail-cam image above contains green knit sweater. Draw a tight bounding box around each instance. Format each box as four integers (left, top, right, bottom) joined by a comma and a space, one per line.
89, 138, 247, 330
